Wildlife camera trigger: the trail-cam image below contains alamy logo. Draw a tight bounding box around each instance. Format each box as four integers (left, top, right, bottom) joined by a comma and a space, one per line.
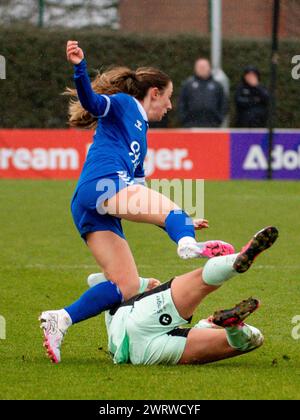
291, 315, 300, 340
291, 55, 300, 80
0, 55, 6, 79
0, 315, 6, 339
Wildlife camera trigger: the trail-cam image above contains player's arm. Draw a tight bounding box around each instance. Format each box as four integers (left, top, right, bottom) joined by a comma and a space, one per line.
66, 40, 110, 117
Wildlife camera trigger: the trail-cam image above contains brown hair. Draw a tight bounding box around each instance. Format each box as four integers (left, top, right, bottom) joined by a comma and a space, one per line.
64, 66, 171, 129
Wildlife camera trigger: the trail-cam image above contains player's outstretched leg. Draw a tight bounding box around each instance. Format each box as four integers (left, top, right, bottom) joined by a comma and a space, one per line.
212, 297, 260, 328
179, 298, 263, 364
212, 297, 264, 352
165, 210, 235, 259
171, 226, 278, 320
105, 185, 235, 260
202, 226, 279, 287
233, 226, 278, 273
39, 272, 156, 364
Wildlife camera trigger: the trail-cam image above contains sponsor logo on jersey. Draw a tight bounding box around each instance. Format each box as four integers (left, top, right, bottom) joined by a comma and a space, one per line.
129, 141, 141, 169
159, 314, 172, 326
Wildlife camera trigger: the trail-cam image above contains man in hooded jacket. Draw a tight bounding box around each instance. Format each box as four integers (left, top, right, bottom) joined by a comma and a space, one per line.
235, 66, 270, 128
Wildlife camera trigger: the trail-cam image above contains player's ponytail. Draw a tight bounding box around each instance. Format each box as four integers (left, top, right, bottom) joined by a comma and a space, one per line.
64, 66, 171, 129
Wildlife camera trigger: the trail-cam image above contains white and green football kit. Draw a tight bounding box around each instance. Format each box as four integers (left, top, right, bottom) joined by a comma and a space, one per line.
105, 280, 191, 365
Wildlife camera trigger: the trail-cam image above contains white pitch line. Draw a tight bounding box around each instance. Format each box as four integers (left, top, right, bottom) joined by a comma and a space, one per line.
2, 263, 300, 271
8, 264, 98, 270
2, 263, 193, 270
253, 265, 300, 269
27, 264, 300, 270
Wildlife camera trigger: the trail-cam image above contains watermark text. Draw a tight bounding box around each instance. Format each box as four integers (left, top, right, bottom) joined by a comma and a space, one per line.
95, 178, 204, 221
291, 55, 300, 80
0, 315, 6, 340
0, 55, 6, 79
291, 315, 300, 340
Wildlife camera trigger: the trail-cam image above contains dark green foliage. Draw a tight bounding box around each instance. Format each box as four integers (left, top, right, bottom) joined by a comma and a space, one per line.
0, 26, 299, 128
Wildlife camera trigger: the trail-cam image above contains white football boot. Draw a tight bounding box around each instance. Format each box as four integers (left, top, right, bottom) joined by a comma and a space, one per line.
39, 309, 72, 363
177, 237, 235, 260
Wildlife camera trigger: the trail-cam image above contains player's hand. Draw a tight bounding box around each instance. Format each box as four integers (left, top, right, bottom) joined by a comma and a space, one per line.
66, 40, 84, 65
146, 278, 161, 291
193, 218, 209, 230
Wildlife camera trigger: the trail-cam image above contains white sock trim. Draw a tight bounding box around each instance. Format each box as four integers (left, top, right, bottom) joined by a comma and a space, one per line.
178, 236, 197, 246
60, 309, 73, 327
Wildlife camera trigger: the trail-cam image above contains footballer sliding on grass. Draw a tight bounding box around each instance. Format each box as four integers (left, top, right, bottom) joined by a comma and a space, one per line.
40, 226, 278, 365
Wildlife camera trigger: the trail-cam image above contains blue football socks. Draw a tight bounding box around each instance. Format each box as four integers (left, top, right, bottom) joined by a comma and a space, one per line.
165, 210, 195, 243
64, 281, 123, 324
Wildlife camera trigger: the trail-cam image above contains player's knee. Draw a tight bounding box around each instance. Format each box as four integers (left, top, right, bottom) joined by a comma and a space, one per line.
103, 269, 139, 300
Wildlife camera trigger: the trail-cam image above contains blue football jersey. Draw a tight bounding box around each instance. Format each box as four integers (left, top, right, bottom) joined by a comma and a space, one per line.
73, 60, 148, 190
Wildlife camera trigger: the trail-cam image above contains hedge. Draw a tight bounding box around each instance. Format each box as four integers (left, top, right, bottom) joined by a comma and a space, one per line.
0, 26, 299, 128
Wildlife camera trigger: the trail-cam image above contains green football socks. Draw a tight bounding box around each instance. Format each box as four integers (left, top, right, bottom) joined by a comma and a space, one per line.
202, 253, 238, 286
226, 324, 262, 351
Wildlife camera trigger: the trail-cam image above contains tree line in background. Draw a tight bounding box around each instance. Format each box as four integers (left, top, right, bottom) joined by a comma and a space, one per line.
0, 27, 299, 128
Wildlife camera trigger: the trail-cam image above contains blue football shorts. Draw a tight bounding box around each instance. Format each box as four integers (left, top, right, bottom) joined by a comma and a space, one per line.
71, 171, 136, 240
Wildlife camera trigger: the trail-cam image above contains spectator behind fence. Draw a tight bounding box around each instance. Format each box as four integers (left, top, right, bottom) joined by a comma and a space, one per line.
178, 58, 228, 128
235, 66, 270, 128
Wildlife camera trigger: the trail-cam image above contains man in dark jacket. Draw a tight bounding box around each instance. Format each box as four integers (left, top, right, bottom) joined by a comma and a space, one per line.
235, 66, 269, 128
178, 58, 228, 128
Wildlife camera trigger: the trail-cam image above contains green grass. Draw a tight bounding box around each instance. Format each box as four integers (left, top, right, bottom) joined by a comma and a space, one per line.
1, 180, 300, 400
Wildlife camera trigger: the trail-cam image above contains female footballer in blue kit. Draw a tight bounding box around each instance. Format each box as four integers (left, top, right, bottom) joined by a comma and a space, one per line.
39, 40, 234, 363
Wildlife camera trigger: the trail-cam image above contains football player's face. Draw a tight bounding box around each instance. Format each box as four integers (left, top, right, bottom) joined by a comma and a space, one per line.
151, 82, 173, 121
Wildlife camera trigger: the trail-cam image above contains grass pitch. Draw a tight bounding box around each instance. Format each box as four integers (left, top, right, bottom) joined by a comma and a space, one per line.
1, 180, 300, 400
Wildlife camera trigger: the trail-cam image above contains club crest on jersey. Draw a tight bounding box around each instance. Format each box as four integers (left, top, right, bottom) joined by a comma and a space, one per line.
135, 120, 143, 131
